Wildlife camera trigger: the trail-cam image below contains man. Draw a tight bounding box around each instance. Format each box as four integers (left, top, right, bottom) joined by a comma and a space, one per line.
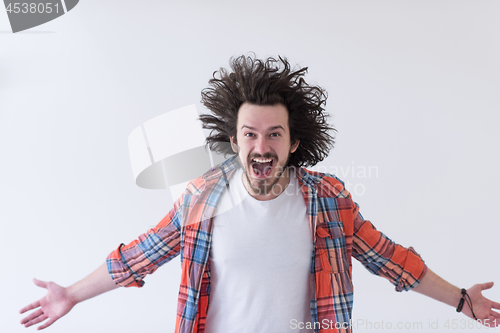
20, 55, 500, 332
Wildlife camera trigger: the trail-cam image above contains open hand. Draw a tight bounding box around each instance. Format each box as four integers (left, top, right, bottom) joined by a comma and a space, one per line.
463, 282, 500, 327
20, 278, 77, 330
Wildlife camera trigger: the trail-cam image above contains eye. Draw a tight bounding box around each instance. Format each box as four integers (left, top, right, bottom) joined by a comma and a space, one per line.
245, 132, 255, 137
270, 133, 280, 137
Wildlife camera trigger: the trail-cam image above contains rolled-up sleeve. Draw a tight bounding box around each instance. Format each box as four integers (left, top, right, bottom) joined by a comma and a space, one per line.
106, 205, 182, 288
351, 201, 427, 292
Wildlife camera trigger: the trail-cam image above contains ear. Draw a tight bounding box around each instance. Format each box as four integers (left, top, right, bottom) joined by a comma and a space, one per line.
230, 136, 239, 153
290, 140, 300, 154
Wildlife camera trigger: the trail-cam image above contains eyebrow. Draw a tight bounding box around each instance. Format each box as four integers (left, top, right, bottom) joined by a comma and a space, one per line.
241, 125, 285, 131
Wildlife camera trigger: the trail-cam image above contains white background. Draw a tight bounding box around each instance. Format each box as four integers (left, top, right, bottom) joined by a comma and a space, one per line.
1, 1, 499, 332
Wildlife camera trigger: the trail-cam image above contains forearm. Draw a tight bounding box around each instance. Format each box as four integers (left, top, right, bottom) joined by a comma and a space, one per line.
412, 268, 462, 308
66, 262, 119, 304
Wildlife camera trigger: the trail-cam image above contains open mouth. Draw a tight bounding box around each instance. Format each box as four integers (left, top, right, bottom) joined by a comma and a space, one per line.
250, 157, 274, 178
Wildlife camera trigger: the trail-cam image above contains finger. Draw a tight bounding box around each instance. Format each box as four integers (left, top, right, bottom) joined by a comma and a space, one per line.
33, 278, 48, 289
24, 314, 48, 327
480, 281, 494, 290
489, 314, 500, 327
21, 309, 44, 325
38, 318, 56, 331
19, 300, 41, 314
492, 301, 500, 310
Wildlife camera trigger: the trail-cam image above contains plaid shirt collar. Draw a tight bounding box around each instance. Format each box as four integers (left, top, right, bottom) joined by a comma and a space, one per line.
192, 154, 322, 239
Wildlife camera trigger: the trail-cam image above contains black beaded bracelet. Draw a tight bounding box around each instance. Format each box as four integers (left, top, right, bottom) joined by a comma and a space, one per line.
456, 288, 477, 320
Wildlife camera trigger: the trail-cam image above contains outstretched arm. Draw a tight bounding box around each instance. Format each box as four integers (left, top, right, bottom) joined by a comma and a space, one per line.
412, 268, 500, 327
19, 263, 118, 330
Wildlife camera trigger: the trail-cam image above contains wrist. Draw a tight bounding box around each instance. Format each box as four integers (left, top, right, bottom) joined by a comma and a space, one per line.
65, 284, 82, 305
456, 288, 478, 320
450, 287, 463, 308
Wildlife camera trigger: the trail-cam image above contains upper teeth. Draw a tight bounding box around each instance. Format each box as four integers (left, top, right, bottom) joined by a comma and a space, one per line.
253, 158, 272, 163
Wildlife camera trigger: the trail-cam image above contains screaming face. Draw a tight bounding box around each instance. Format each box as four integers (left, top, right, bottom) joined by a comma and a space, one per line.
231, 103, 299, 200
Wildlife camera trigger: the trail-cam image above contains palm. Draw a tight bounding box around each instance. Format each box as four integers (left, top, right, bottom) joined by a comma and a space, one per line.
462, 283, 500, 327
20, 279, 76, 330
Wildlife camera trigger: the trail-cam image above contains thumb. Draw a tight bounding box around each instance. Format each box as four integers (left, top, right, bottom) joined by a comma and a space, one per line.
33, 278, 47, 289
480, 281, 494, 291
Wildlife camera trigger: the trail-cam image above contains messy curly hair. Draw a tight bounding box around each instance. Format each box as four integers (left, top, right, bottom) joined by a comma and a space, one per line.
200, 55, 335, 168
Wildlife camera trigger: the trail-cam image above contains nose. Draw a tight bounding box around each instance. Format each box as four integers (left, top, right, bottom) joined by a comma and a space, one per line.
254, 136, 271, 156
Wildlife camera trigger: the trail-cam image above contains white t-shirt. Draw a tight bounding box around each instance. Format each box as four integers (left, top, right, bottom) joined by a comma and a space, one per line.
205, 168, 313, 333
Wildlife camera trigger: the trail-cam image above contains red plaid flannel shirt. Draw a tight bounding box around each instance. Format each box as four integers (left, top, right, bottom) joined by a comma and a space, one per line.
107, 156, 427, 333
